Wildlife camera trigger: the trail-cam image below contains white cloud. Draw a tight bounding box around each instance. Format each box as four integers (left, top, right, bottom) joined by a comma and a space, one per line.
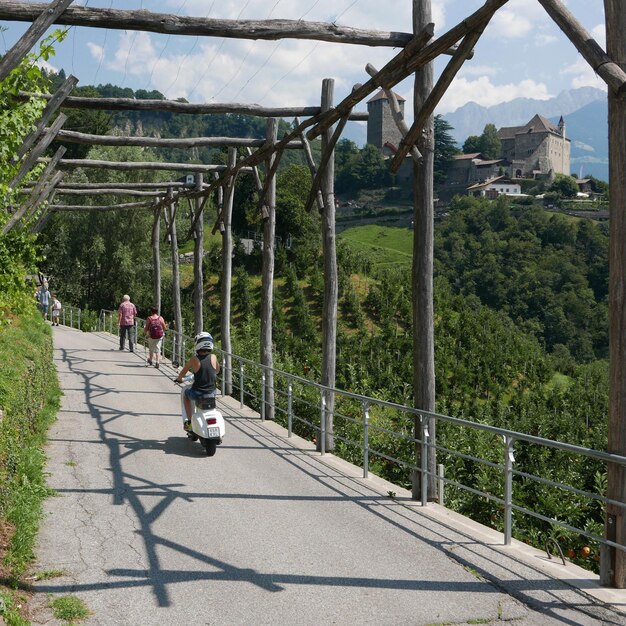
458, 64, 498, 77
562, 58, 608, 91
436, 76, 552, 114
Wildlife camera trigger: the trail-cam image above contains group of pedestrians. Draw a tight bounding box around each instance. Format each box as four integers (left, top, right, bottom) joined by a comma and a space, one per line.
117, 294, 167, 368
35, 281, 62, 325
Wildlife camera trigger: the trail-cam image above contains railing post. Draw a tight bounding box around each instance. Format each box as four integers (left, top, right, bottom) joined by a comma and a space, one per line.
437, 463, 445, 506
363, 401, 369, 478
287, 379, 293, 437
421, 414, 428, 507
63, 307, 66, 327
109, 313, 112, 335
240, 362, 244, 408
261, 370, 266, 421
78, 308, 81, 330
320, 390, 326, 456
70, 307, 73, 328
504, 435, 514, 545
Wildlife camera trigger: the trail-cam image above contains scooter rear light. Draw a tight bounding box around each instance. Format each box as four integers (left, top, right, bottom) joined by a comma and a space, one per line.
206, 417, 217, 425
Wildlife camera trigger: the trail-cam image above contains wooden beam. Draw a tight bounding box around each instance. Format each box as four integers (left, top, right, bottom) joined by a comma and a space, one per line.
49, 158, 252, 173
16, 74, 78, 161
14, 93, 369, 119
364, 65, 422, 164
54, 129, 304, 149
8, 112, 67, 189
2, 150, 65, 234
0, 0, 75, 82
0, 2, 415, 47
50, 200, 154, 211
389, 24, 489, 172
307, 0, 510, 141
538, 0, 626, 96
294, 116, 324, 212
28, 181, 201, 190
42, 187, 166, 197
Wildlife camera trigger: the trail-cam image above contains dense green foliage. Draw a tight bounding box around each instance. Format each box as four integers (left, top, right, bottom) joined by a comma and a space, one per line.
462, 123, 501, 159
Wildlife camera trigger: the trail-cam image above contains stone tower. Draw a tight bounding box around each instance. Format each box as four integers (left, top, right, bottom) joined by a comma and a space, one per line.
367, 89, 405, 151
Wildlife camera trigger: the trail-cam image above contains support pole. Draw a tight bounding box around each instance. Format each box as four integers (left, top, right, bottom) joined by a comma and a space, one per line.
193, 172, 204, 335
220, 148, 236, 395
168, 188, 183, 367
320, 78, 337, 453
151, 202, 161, 313
260, 118, 278, 420
412, 0, 436, 501
604, 0, 626, 590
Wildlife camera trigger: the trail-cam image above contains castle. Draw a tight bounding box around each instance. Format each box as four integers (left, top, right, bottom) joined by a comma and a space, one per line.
366, 89, 571, 192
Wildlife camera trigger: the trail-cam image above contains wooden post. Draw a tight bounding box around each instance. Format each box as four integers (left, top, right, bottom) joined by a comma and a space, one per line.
221, 148, 237, 395
0, 0, 75, 82
151, 202, 161, 313
320, 78, 337, 452
261, 118, 278, 421
604, 0, 626, 590
193, 172, 204, 335
168, 188, 183, 367
412, 0, 436, 501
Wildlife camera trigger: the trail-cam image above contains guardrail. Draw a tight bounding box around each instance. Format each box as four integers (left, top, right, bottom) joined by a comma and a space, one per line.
95, 309, 625, 564
54, 304, 83, 330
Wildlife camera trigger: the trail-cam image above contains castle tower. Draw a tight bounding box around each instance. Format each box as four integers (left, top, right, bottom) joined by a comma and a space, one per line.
558, 116, 567, 174
367, 89, 405, 151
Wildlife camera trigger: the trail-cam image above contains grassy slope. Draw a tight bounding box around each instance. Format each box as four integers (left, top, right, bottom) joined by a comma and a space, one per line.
338, 224, 412, 269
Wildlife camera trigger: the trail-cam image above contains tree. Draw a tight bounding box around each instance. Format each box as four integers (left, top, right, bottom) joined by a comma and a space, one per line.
550, 173, 579, 198
434, 115, 459, 185
479, 123, 501, 159
0, 34, 65, 318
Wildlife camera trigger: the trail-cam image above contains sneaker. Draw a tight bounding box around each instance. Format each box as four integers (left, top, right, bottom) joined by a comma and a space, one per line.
183, 420, 191, 431
155, 363, 160, 369
147, 358, 152, 365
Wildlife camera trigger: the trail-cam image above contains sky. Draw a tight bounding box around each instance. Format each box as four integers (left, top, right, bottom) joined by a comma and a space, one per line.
0, 0, 608, 128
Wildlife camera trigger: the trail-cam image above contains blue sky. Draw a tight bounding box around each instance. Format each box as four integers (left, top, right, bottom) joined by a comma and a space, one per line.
1, 1, 607, 120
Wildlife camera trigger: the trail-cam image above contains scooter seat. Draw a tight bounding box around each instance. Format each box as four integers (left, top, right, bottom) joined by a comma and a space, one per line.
195, 397, 216, 410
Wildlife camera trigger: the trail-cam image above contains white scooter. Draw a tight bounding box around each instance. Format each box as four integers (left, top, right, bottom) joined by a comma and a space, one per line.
176, 375, 225, 457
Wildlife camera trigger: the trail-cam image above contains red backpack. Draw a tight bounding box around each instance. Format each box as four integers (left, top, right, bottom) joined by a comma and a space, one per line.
148, 316, 164, 339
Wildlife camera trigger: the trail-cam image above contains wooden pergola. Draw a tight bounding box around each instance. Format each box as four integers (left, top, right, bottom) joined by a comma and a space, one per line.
2, 0, 626, 588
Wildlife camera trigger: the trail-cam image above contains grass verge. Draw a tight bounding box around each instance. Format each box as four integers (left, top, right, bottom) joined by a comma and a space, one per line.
0, 310, 60, 624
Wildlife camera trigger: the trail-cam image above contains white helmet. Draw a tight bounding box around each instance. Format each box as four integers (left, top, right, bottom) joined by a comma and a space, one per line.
194, 332, 214, 352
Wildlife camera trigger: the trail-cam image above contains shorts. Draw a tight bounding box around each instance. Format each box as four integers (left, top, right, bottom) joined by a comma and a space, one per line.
184, 388, 216, 401
147, 336, 163, 353
52, 309, 60, 319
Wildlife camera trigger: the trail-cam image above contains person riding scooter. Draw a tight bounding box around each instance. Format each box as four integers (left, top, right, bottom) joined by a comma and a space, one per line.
174, 332, 220, 430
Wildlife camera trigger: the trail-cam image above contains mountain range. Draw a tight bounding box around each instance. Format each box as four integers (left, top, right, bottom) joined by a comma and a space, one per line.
442, 86, 609, 181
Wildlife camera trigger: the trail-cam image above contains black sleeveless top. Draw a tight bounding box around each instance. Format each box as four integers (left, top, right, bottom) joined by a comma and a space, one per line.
192, 353, 217, 396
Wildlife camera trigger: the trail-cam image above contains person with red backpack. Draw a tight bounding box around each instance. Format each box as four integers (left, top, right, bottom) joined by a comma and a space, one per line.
143, 307, 167, 368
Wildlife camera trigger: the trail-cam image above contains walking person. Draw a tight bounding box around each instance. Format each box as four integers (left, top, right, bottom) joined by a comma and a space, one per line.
143, 307, 167, 368
36, 282, 51, 320
118, 294, 138, 352
51, 293, 62, 326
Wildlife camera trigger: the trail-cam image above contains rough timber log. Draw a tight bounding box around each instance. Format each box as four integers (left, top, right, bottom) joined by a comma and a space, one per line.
307, 0, 510, 140
48, 158, 252, 173
54, 129, 304, 149
15, 93, 368, 120
0, 2, 414, 47
538, 0, 626, 96
0, 0, 75, 82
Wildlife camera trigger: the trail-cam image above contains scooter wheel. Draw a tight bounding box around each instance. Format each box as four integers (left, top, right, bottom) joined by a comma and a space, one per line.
203, 439, 217, 457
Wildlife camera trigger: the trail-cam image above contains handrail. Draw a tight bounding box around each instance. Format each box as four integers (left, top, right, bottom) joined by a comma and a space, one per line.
95, 308, 626, 559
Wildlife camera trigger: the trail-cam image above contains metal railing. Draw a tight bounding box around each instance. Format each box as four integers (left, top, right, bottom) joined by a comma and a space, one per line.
51, 304, 82, 330
95, 309, 626, 560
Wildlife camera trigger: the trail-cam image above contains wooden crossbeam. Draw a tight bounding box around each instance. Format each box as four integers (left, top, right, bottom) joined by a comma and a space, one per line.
0, 0, 75, 82
8, 112, 67, 189
14, 93, 369, 120
54, 129, 304, 149
307, 0, 510, 141
294, 116, 324, 212
389, 24, 489, 172
538, 0, 626, 96
0, 3, 414, 47
50, 200, 154, 211
48, 158, 252, 173
16, 75, 78, 161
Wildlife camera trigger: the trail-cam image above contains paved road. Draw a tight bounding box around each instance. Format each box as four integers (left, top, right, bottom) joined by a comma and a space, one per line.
26, 326, 626, 625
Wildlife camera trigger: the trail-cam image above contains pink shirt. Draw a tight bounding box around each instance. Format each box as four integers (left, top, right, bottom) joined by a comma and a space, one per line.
118, 301, 137, 326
